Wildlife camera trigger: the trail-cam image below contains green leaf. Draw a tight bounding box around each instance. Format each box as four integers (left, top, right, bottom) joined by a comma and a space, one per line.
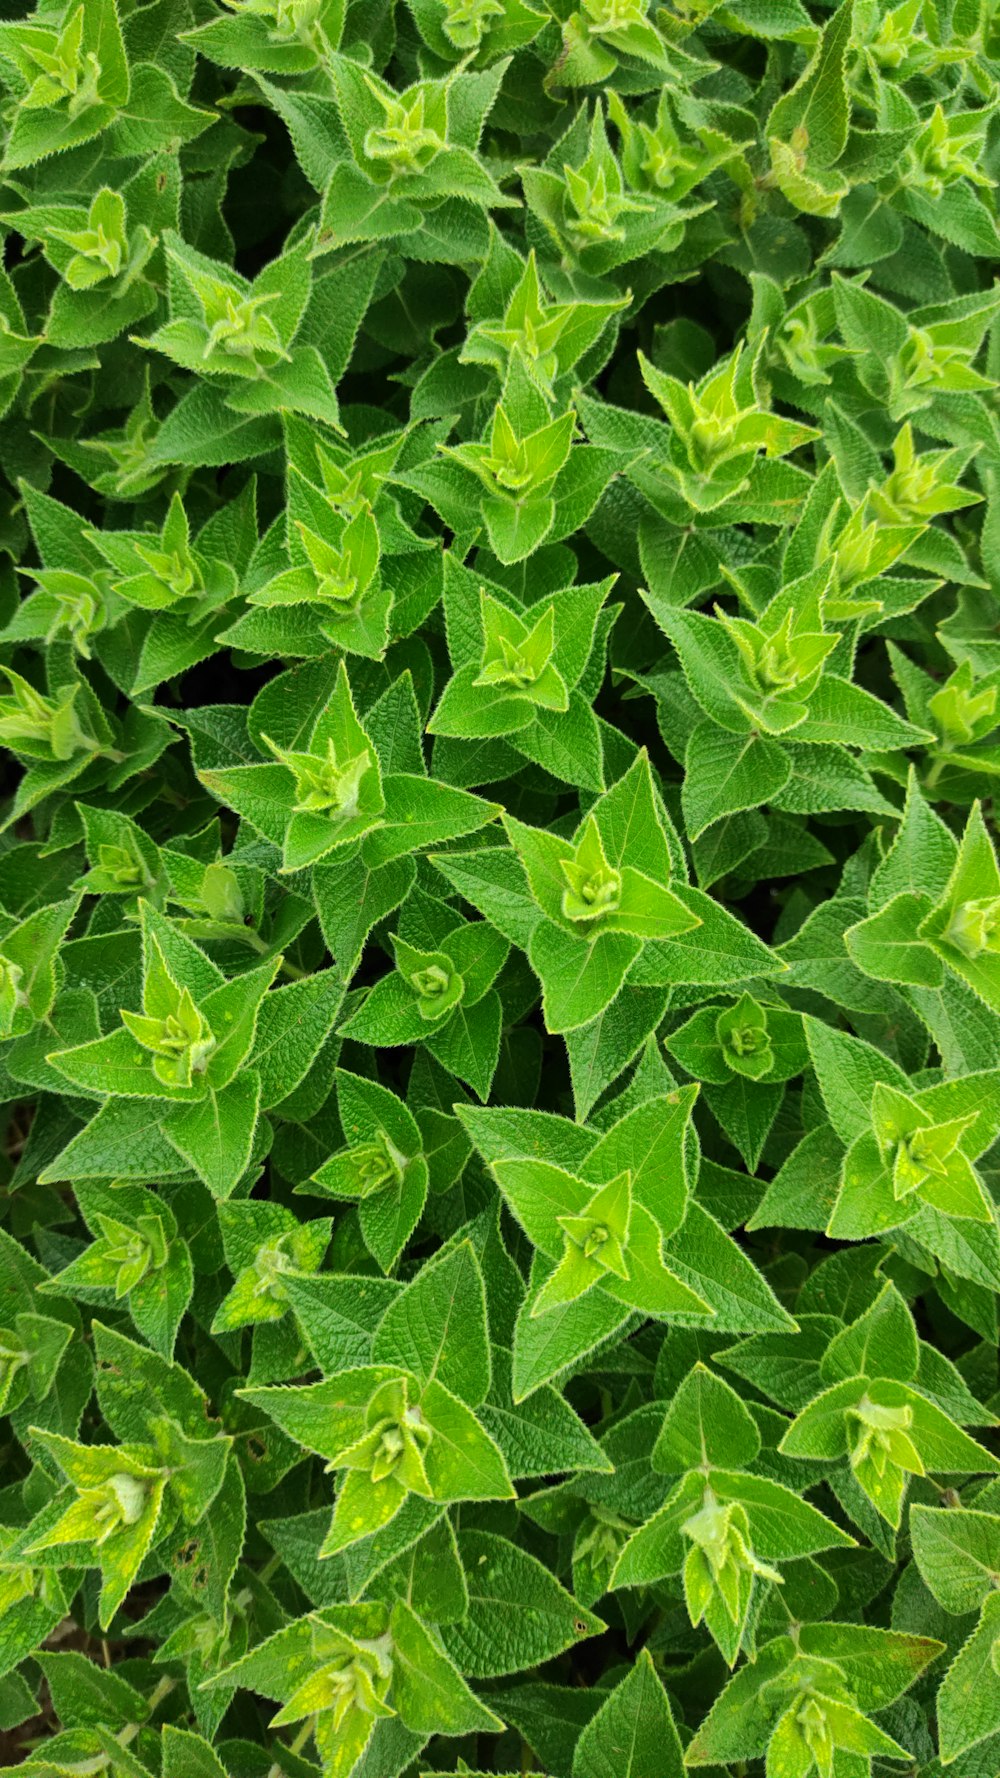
937, 1592, 1000, 1763
442, 1531, 605, 1677
389, 1598, 503, 1736
37, 1651, 149, 1731
682, 723, 791, 840
160, 1072, 262, 1199
767, 0, 854, 169
820, 1283, 920, 1386
653, 1363, 762, 1472
572, 1648, 683, 1778
372, 1241, 491, 1407
910, 1505, 1000, 1615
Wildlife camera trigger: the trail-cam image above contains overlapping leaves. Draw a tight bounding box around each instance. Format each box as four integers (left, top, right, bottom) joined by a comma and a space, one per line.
0, 2, 999, 1778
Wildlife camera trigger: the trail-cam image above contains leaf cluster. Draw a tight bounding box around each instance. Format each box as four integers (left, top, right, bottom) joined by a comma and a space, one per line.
0, 2, 1000, 1777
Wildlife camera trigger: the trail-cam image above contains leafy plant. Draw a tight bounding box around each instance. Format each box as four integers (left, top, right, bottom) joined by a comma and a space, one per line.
0, 2, 999, 1777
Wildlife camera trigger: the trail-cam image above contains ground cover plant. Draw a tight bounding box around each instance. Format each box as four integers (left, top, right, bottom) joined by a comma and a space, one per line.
1, 0, 1000, 1775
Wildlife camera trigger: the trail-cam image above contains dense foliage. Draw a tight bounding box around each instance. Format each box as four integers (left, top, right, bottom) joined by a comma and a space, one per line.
1, 1, 1000, 1775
